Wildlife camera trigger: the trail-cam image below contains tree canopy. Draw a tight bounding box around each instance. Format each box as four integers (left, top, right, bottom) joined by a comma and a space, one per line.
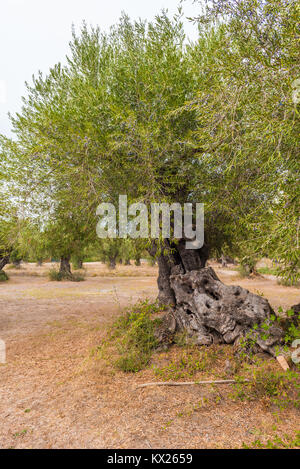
0, 1, 299, 282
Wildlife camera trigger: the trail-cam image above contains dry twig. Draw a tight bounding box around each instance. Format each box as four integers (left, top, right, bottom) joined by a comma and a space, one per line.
135, 379, 250, 390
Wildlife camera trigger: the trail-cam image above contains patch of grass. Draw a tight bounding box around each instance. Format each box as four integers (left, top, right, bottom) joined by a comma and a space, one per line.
257, 267, 280, 276
154, 351, 206, 380
0, 270, 9, 282
282, 308, 300, 346
13, 429, 28, 438
173, 330, 190, 347
99, 300, 163, 372
6, 264, 22, 270
231, 367, 300, 409
236, 264, 256, 278
277, 277, 300, 287
48, 268, 85, 282
48, 268, 65, 281
71, 273, 85, 282
153, 347, 221, 381
236, 308, 300, 360
242, 431, 300, 449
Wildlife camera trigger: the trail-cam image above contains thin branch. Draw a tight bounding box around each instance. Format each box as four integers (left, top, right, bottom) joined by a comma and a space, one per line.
135, 379, 250, 390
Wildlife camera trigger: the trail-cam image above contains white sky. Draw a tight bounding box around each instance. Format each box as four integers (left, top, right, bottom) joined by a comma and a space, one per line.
0, 0, 201, 137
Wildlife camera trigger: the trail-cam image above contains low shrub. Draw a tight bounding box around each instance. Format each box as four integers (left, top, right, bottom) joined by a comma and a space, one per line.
0, 270, 9, 282
101, 300, 162, 372
153, 347, 221, 381
257, 267, 280, 276
48, 268, 85, 282
236, 264, 251, 278
231, 368, 300, 409
242, 431, 300, 449
277, 277, 300, 287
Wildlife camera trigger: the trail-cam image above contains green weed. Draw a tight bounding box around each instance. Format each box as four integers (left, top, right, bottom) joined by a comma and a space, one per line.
48, 268, 85, 282
101, 300, 163, 372
0, 270, 9, 282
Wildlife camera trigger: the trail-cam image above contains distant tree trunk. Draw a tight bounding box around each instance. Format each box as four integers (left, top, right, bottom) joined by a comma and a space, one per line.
59, 257, 72, 276
0, 255, 10, 271
135, 258, 141, 266
124, 259, 131, 265
109, 257, 117, 269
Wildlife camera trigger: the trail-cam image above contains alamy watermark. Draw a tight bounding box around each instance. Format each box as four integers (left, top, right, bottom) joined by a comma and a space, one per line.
96, 195, 204, 249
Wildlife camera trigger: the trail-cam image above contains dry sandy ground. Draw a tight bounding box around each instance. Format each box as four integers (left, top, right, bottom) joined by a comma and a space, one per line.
0, 262, 299, 449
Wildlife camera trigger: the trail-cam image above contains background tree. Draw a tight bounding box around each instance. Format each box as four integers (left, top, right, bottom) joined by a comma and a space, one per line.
189, 0, 300, 283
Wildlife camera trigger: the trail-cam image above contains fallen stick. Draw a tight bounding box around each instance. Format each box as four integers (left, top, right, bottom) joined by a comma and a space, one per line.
135, 379, 250, 389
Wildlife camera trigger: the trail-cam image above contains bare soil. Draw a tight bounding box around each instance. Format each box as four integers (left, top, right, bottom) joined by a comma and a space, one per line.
0, 262, 299, 449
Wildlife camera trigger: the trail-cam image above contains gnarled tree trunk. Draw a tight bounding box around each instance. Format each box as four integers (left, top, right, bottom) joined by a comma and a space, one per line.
155, 239, 209, 306
169, 267, 284, 355
155, 240, 284, 355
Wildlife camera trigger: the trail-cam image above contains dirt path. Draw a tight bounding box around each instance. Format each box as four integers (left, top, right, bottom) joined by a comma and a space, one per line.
0, 263, 299, 448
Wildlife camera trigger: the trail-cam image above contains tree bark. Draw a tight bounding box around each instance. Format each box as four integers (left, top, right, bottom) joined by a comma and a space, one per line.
59, 257, 72, 276
109, 257, 117, 269
156, 239, 209, 306
0, 255, 10, 271
168, 267, 284, 355
155, 240, 284, 355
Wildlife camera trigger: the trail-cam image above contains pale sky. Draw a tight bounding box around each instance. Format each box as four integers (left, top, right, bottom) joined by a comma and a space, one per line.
0, 0, 201, 137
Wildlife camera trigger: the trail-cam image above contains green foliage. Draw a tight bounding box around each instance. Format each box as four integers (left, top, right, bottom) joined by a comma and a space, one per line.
232, 368, 300, 409
236, 264, 252, 279
240, 306, 300, 353
71, 255, 84, 270
104, 300, 162, 372
48, 268, 85, 282
153, 349, 219, 381
242, 431, 300, 449
189, 0, 300, 282
277, 276, 300, 287
0, 270, 9, 282
173, 330, 190, 347
257, 267, 280, 276
0, 1, 298, 282
283, 309, 300, 345
98, 239, 123, 268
